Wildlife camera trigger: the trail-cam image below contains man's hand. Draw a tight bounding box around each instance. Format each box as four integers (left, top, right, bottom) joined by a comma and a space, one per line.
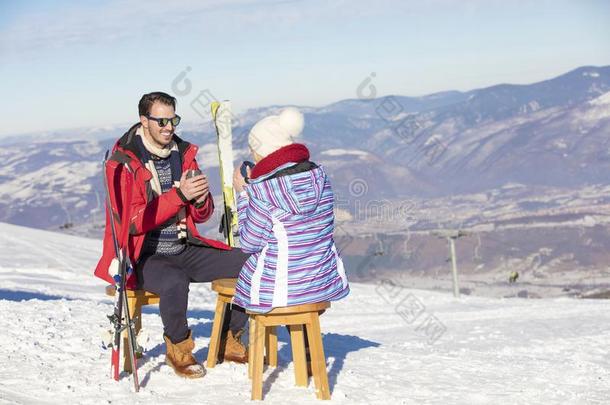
194, 186, 209, 204
179, 171, 209, 201
233, 165, 250, 193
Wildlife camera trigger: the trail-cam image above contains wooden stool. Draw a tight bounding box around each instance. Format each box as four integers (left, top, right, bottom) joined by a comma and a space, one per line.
207, 278, 237, 368
248, 302, 331, 400
208, 278, 279, 369
104, 285, 160, 372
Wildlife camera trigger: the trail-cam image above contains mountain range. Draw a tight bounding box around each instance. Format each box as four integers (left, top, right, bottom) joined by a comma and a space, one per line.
1, 65, 609, 232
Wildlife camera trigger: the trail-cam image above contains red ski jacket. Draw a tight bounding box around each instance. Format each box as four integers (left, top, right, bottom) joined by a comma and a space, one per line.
94, 124, 231, 289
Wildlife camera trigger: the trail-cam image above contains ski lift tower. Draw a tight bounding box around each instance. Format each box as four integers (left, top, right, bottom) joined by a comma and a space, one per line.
433, 229, 467, 298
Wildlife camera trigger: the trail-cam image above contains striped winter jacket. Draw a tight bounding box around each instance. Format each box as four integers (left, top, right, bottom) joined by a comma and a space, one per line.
233, 150, 349, 313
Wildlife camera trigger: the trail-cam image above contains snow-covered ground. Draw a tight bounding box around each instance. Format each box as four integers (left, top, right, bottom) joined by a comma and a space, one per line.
0, 222, 608, 404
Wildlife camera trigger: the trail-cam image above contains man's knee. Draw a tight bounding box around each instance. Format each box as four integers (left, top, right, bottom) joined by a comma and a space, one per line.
226, 249, 250, 277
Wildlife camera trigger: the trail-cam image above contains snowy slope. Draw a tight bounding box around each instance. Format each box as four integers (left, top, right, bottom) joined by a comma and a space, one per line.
0, 222, 608, 404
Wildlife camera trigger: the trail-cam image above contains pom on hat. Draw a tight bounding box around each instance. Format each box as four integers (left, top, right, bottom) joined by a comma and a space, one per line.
248, 107, 305, 158
278, 107, 304, 137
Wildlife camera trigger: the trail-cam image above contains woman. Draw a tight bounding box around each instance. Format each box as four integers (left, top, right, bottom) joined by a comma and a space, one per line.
232, 107, 349, 313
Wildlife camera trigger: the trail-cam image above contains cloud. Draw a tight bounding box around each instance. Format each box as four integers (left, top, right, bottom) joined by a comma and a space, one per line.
1, 0, 472, 57
0, 0, 320, 56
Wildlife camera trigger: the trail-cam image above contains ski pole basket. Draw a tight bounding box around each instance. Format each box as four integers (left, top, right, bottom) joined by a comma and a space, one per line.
105, 286, 160, 373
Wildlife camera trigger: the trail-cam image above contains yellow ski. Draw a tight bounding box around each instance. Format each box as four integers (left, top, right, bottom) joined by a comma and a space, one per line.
211, 101, 238, 247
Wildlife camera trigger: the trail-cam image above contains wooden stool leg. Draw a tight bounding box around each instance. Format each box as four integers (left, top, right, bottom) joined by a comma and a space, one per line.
289, 324, 308, 387
306, 313, 330, 400
251, 317, 266, 401
123, 296, 138, 373
134, 298, 143, 335
265, 326, 278, 367
134, 298, 143, 359
248, 317, 255, 379
206, 297, 226, 368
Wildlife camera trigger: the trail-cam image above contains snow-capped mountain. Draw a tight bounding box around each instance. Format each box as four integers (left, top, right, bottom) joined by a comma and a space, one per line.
1, 65, 609, 232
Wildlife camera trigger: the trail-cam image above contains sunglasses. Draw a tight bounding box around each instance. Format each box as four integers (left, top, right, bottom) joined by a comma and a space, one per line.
146, 115, 181, 127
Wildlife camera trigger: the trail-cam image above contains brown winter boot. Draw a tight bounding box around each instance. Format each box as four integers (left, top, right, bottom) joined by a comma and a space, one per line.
164, 331, 206, 378
219, 329, 248, 364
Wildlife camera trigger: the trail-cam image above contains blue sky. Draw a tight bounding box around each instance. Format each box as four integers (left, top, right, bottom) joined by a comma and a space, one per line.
0, 0, 609, 137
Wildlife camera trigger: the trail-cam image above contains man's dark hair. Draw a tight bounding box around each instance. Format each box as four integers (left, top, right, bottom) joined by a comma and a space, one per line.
138, 92, 177, 116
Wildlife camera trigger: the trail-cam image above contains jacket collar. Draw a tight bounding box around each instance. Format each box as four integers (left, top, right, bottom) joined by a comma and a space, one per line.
114, 123, 195, 167
250, 143, 310, 180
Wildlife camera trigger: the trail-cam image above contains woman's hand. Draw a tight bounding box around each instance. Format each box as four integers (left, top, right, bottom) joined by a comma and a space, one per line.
233, 165, 251, 193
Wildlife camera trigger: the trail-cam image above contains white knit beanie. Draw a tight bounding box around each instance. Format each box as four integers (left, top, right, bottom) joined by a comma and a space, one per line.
248, 107, 305, 158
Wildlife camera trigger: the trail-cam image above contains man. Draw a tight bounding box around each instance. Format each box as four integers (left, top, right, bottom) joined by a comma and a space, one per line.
94, 92, 249, 379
